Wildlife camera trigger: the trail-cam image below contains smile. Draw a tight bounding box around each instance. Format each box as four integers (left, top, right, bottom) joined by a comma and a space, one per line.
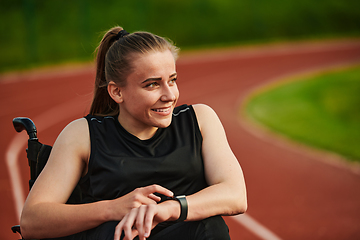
151, 107, 171, 113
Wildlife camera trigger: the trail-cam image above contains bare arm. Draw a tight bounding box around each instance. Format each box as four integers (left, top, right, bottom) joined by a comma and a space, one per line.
20, 118, 173, 239
185, 104, 247, 219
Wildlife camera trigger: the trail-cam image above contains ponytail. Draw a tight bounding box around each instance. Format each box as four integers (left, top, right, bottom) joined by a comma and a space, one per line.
89, 27, 123, 116
89, 26, 179, 116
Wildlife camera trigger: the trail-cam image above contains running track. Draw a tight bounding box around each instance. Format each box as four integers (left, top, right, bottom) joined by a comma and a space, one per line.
1, 39, 360, 239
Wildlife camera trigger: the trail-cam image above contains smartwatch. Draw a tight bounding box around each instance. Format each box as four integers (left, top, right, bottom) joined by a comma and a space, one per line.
173, 195, 188, 222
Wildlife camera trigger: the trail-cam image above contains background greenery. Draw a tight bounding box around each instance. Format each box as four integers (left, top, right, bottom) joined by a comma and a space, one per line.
245, 65, 360, 162
1, 0, 360, 72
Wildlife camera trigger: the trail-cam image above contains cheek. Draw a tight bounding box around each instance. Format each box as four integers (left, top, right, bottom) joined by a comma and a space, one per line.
173, 86, 180, 98
134, 93, 159, 109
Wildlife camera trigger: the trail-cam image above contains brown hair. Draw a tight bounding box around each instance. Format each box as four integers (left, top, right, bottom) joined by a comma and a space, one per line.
90, 26, 179, 116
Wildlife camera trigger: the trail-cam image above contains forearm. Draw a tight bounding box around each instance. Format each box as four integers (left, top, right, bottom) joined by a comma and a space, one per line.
20, 200, 113, 239
20, 184, 173, 239
185, 180, 247, 221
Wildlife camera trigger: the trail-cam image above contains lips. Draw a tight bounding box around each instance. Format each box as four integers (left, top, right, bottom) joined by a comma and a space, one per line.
151, 106, 172, 113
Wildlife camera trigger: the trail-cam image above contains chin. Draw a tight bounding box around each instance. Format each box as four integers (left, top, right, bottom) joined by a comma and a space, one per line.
155, 119, 172, 129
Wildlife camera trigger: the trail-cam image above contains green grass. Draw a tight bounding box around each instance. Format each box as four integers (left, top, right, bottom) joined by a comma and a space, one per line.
245, 65, 360, 162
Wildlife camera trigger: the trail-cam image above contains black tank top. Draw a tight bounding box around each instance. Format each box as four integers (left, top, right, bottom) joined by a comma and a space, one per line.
79, 104, 208, 203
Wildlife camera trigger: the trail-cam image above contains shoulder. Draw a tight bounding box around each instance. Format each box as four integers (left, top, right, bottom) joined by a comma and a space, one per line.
192, 104, 216, 115
54, 118, 90, 157
60, 118, 89, 137
192, 104, 220, 132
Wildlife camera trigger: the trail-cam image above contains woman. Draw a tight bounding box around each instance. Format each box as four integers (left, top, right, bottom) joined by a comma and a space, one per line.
20, 26, 247, 240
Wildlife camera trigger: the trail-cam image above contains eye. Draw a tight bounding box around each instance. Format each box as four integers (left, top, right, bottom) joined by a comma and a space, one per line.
146, 82, 159, 88
169, 78, 177, 85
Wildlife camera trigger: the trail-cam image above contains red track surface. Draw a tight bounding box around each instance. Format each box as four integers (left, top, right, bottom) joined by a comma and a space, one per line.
1, 39, 360, 239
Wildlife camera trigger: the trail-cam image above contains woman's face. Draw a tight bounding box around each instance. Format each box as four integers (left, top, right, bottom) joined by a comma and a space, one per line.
118, 50, 179, 139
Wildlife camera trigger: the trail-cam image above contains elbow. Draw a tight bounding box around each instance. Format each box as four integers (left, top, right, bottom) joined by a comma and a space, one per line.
239, 198, 248, 214
20, 226, 32, 240
221, 182, 248, 216
20, 215, 32, 240
238, 189, 248, 214
228, 190, 247, 216
236, 182, 248, 214
20, 209, 39, 239
232, 197, 247, 215
20, 218, 42, 240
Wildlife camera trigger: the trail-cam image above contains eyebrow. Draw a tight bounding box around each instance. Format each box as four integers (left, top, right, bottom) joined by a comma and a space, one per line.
142, 73, 177, 84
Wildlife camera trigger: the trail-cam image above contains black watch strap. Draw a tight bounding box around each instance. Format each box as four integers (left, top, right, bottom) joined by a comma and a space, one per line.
174, 195, 188, 222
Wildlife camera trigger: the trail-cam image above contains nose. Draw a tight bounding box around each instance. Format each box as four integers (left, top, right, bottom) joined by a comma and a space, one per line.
160, 84, 177, 102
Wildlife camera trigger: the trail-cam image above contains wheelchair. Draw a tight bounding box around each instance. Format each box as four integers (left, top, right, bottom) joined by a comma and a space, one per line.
11, 117, 82, 240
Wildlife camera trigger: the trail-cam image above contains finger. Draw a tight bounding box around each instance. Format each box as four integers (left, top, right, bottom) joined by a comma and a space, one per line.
135, 205, 147, 240
113, 226, 121, 240
142, 184, 173, 198
148, 193, 161, 202
123, 208, 139, 240
139, 195, 158, 206
114, 215, 127, 240
144, 204, 157, 238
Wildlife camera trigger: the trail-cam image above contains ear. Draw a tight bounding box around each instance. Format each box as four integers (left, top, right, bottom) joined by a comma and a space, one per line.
107, 81, 123, 103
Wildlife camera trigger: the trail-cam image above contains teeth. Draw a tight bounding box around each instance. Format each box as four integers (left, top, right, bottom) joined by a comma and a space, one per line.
153, 107, 170, 112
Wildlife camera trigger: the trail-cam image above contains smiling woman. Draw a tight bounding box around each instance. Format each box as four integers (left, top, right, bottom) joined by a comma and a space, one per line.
90, 29, 179, 117
20, 26, 247, 240
111, 50, 179, 139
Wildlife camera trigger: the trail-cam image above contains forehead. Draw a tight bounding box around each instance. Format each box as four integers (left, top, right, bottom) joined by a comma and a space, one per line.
129, 50, 176, 76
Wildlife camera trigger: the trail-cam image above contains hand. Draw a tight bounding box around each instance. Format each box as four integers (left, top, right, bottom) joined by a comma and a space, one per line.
111, 185, 173, 221
114, 200, 180, 240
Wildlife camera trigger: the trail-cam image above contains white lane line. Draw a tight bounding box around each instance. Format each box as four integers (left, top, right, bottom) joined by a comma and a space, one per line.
231, 214, 282, 240
5, 96, 88, 220
5, 131, 28, 219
